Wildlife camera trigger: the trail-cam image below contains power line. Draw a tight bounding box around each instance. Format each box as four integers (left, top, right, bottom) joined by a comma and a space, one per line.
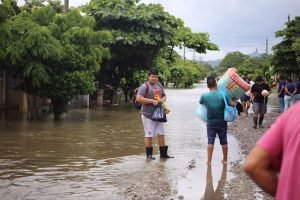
209, 33, 275, 39
218, 42, 278, 48
221, 44, 265, 47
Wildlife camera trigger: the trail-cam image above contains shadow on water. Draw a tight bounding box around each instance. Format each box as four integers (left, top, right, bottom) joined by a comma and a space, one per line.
0, 83, 242, 200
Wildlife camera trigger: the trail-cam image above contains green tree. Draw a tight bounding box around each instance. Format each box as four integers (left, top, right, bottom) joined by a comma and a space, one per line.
272, 16, 300, 76
155, 50, 206, 88
201, 62, 214, 76
21, 0, 45, 12
214, 51, 274, 81
3, 5, 112, 119
175, 58, 205, 88
4, 10, 62, 119
119, 68, 147, 102
294, 37, 300, 65
20, 0, 63, 13
84, 0, 180, 103
47, 0, 64, 13
84, 0, 218, 99
169, 65, 184, 88
42, 8, 112, 119
0, 0, 20, 61
174, 25, 218, 61
155, 55, 171, 85
237, 55, 272, 81
218, 52, 249, 73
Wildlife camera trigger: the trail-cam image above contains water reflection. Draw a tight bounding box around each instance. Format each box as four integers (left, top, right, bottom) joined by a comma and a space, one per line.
201, 164, 227, 200
0, 83, 242, 199
0, 156, 142, 200
0, 107, 146, 161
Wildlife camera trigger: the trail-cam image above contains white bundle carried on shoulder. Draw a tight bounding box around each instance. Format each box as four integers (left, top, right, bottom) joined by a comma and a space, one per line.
245, 81, 255, 97
245, 90, 251, 96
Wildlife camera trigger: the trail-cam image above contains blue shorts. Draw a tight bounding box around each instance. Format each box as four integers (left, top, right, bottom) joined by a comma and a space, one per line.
207, 124, 228, 145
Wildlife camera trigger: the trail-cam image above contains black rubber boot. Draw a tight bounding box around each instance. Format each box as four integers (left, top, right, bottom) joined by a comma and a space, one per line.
146, 147, 155, 160
159, 146, 174, 158
253, 117, 258, 129
259, 117, 264, 128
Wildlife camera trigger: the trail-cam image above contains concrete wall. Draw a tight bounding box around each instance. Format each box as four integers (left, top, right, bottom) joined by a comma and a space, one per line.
70, 95, 90, 108
0, 71, 5, 106
6, 89, 48, 113
6, 88, 26, 112
0, 80, 3, 105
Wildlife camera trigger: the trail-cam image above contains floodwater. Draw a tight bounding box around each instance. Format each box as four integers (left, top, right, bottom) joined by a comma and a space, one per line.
0, 83, 242, 200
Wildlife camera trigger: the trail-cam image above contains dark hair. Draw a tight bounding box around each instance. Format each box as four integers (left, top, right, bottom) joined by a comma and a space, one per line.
148, 68, 158, 76
255, 76, 263, 82
207, 77, 216, 88
243, 77, 250, 83
279, 75, 285, 80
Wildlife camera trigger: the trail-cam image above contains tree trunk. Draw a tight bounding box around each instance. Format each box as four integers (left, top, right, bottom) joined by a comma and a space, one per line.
124, 90, 128, 102
26, 94, 37, 120
51, 98, 68, 121
96, 89, 104, 107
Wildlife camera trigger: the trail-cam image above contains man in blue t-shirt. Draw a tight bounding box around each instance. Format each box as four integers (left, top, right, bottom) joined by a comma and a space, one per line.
294, 76, 300, 103
277, 75, 286, 113
284, 78, 296, 110
200, 77, 235, 165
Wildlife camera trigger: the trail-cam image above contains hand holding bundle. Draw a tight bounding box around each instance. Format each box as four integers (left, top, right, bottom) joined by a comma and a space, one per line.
154, 95, 170, 114
261, 90, 269, 97
151, 94, 169, 122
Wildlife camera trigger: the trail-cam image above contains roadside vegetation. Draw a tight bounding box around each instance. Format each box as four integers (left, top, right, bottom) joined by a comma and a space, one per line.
0, 0, 299, 119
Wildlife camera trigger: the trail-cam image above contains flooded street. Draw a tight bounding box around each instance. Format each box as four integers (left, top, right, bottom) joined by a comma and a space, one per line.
0, 83, 242, 200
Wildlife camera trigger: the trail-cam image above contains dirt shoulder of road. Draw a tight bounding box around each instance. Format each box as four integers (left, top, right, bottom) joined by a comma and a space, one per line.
226, 94, 278, 200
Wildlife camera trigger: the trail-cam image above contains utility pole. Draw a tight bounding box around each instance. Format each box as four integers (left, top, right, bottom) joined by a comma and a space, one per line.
266, 38, 268, 55
193, 50, 195, 62
64, 0, 69, 13
183, 46, 186, 62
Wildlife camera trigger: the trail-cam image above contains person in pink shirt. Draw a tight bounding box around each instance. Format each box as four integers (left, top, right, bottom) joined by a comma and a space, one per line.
243, 102, 300, 199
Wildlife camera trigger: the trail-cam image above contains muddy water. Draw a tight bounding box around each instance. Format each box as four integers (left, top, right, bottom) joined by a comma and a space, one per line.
0, 83, 242, 200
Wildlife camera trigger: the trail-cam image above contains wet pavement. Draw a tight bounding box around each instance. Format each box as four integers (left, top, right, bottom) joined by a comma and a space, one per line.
0, 83, 242, 199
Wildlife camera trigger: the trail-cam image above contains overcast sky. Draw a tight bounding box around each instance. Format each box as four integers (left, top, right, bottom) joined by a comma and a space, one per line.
140, 0, 300, 61
19, 0, 300, 61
